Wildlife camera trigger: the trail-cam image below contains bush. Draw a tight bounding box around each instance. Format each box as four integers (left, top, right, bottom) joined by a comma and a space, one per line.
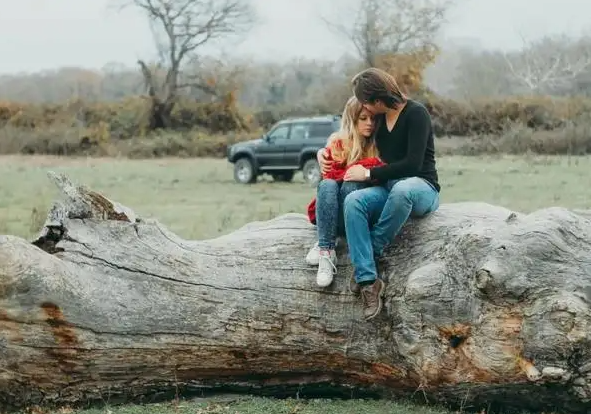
3, 95, 591, 158
0, 124, 262, 158
0, 97, 251, 140
425, 95, 591, 137
439, 114, 591, 156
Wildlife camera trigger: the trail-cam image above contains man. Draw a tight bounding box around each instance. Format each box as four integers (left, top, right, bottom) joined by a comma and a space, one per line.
317, 67, 440, 320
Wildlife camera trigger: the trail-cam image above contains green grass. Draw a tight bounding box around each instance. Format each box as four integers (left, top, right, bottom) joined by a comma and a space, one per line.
1, 154, 585, 414
1, 154, 590, 241
42, 396, 453, 414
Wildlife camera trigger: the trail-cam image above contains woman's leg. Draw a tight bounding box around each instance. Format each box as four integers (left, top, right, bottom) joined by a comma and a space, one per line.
316, 179, 340, 250
306, 181, 367, 266
315, 179, 340, 287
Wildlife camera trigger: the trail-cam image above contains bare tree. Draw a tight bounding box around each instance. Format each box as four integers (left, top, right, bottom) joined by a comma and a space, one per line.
443, 46, 516, 100
503, 34, 591, 95
322, 0, 452, 67
127, 0, 256, 128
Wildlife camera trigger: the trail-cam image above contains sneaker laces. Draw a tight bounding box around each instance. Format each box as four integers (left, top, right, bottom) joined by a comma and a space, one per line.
318, 251, 337, 273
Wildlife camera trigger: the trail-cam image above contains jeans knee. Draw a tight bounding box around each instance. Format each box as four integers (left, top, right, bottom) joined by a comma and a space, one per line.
340, 181, 362, 195
344, 190, 365, 214
389, 178, 438, 215
389, 181, 413, 201
318, 179, 339, 193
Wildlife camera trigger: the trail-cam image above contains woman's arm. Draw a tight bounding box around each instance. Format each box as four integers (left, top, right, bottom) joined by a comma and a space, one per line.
368, 106, 431, 181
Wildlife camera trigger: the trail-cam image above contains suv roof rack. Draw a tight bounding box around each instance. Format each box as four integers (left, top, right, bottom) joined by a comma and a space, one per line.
281, 114, 341, 122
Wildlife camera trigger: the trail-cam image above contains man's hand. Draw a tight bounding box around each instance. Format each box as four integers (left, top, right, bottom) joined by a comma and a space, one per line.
344, 165, 369, 182
317, 148, 330, 175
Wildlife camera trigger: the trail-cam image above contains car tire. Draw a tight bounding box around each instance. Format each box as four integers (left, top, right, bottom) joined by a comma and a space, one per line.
272, 171, 295, 182
302, 159, 320, 185
233, 157, 257, 184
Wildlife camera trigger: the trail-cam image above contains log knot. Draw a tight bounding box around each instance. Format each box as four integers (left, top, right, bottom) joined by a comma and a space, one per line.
438, 324, 471, 349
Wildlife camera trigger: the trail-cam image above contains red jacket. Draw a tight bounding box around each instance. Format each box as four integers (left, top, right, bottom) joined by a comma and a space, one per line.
307, 144, 384, 225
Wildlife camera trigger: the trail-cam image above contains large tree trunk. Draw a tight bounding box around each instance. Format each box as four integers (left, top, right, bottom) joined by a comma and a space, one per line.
1, 172, 590, 413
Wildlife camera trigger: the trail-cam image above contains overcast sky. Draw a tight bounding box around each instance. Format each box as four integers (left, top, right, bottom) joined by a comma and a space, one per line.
1, 0, 590, 74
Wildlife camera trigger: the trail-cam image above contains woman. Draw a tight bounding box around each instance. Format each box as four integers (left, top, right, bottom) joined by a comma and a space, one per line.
305, 96, 384, 288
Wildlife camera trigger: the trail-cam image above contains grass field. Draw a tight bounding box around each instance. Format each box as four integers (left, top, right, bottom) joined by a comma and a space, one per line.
1, 154, 588, 414
1, 154, 590, 241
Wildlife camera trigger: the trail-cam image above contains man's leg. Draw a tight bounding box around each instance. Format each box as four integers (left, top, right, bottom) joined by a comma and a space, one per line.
371, 177, 440, 258
314, 179, 340, 287
343, 186, 389, 320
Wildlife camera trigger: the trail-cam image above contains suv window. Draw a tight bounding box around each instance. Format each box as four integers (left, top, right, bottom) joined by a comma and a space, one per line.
308, 122, 336, 138
290, 123, 309, 140
268, 124, 290, 140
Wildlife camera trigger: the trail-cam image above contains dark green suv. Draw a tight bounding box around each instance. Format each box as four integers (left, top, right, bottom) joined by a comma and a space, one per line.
227, 115, 341, 184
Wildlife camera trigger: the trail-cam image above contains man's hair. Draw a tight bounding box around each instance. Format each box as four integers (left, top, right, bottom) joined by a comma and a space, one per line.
351, 67, 406, 108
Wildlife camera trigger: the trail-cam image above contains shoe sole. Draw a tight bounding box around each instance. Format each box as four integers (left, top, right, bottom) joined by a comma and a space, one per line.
364, 280, 385, 321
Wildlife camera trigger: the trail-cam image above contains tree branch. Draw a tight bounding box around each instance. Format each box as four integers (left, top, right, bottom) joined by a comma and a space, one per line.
321, 0, 452, 66
503, 34, 591, 94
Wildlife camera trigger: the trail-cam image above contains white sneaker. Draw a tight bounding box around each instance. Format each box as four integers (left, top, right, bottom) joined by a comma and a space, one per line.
317, 249, 337, 287
305, 242, 321, 265
305, 239, 341, 266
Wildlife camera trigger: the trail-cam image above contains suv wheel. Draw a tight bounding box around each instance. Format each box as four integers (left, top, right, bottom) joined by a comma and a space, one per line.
302, 159, 320, 185
272, 171, 295, 182
234, 157, 257, 184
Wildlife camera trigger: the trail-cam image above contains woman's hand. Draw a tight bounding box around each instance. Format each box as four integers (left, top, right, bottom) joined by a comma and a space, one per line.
344, 165, 368, 181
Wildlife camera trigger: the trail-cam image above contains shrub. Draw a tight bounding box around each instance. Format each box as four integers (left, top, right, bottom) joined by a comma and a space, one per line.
425, 95, 591, 136
440, 114, 591, 156
0, 97, 253, 140
3, 95, 591, 158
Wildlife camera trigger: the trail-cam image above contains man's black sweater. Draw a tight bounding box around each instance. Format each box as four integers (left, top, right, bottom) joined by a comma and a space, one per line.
368, 99, 440, 192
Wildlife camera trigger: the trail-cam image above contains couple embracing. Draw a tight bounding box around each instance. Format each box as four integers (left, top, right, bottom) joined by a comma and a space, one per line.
305, 67, 441, 321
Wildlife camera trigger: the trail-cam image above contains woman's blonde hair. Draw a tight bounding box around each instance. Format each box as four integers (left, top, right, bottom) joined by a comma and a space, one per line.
330, 96, 378, 165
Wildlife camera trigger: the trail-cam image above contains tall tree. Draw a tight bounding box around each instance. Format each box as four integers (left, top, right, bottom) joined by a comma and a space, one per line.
128, 0, 256, 128
322, 0, 453, 67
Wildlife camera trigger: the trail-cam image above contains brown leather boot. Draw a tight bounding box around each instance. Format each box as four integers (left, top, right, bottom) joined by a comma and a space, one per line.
360, 279, 385, 320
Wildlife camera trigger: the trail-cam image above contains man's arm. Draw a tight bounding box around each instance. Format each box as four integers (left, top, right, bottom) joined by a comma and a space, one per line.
368, 106, 431, 181
318, 133, 341, 174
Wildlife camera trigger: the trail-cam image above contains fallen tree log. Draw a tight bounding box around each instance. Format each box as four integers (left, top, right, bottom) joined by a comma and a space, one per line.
1, 172, 590, 413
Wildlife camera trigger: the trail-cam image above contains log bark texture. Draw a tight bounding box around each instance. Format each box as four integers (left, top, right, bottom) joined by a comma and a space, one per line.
1, 172, 591, 413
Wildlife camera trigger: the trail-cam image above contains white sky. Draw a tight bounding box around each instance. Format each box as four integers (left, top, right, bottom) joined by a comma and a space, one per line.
0, 0, 589, 73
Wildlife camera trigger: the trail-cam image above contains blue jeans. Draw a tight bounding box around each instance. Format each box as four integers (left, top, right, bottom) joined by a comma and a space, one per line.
316, 179, 367, 250
343, 177, 440, 283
